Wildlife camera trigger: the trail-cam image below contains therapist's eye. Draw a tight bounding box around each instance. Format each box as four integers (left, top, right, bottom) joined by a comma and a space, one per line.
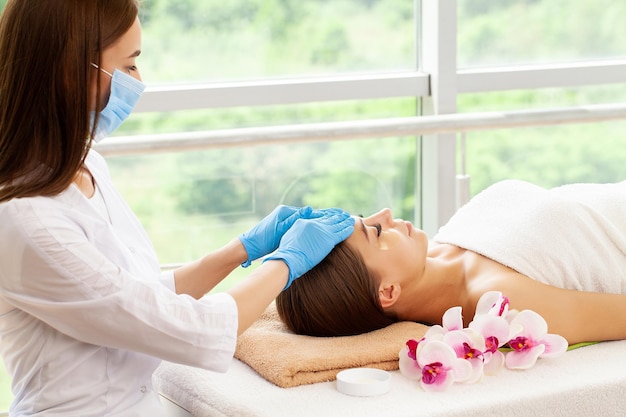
127, 65, 138, 73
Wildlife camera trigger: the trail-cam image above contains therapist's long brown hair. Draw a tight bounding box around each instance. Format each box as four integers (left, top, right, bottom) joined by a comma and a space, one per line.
0, 0, 139, 202
275, 241, 397, 337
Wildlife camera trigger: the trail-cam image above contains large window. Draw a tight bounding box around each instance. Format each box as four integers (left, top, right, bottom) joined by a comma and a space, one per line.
458, 0, 626, 68
140, 0, 416, 83
107, 0, 424, 275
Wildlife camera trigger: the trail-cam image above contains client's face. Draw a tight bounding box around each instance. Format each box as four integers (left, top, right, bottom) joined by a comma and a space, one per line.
345, 208, 429, 286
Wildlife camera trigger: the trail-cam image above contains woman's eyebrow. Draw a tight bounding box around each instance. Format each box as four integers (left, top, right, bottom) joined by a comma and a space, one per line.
359, 218, 369, 243
127, 49, 141, 58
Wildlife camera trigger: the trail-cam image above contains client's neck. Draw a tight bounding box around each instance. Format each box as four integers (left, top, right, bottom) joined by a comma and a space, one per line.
395, 243, 469, 326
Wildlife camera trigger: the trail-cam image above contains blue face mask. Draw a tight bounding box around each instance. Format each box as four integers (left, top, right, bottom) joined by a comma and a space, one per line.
90, 64, 146, 143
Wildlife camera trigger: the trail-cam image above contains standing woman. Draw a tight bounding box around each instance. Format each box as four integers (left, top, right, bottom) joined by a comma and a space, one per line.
0, 1, 354, 416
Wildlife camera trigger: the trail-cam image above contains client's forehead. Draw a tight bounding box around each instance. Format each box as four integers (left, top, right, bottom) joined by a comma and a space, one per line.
346, 216, 367, 248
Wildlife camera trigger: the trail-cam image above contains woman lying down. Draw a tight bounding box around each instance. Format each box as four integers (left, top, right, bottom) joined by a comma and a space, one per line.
276, 179, 626, 345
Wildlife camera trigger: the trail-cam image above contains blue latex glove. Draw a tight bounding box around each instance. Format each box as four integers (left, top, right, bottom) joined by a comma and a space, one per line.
263, 210, 355, 289
239, 205, 325, 267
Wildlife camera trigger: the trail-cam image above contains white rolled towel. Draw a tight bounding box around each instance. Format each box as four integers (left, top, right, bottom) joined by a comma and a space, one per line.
434, 180, 626, 294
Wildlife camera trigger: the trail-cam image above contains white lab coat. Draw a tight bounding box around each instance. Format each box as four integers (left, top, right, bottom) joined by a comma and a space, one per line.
0, 150, 238, 416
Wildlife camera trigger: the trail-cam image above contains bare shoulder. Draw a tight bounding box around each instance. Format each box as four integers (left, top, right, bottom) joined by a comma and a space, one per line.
462, 251, 541, 320
464, 251, 626, 344
464, 251, 538, 302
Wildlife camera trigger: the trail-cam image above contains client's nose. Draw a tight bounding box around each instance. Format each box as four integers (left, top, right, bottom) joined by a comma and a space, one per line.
378, 208, 395, 227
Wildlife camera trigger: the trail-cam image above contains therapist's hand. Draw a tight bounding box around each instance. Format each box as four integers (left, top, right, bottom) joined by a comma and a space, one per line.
264, 210, 355, 289
239, 205, 323, 267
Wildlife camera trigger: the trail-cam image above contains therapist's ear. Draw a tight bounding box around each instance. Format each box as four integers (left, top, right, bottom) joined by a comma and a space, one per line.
379, 282, 401, 309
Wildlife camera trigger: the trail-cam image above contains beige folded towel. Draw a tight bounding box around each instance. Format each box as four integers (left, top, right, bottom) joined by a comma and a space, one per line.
234, 303, 428, 388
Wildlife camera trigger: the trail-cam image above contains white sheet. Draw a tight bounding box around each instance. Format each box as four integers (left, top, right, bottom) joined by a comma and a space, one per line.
154, 340, 626, 417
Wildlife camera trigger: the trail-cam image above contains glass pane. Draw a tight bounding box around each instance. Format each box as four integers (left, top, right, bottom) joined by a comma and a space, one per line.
458, 85, 626, 195
140, 0, 415, 83
458, 0, 626, 68
460, 121, 626, 196
106, 136, 418, 292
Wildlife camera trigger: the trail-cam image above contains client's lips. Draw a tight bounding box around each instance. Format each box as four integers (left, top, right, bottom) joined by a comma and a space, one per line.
405, 221, 412, 235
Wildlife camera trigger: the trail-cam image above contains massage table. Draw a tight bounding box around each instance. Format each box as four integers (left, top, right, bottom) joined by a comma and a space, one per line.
155, 181, 626, 416
154, 339, 626, 417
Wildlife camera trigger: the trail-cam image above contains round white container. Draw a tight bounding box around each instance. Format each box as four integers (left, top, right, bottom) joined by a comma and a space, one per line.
336, 368, 391, 397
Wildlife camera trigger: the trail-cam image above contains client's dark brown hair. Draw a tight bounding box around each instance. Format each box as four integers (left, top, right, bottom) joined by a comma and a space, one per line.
275, 241, 397, 337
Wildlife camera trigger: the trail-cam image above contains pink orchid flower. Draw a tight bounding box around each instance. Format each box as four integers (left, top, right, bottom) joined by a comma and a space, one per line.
475, 291, 515, 318
398, 338, 425, 381
468, 313, 513, 375
423, 306, 464, 340
416, 340, 472, 392
443, 329, 486, 383
505, 310, 568, 370
442, 306, 464, 331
